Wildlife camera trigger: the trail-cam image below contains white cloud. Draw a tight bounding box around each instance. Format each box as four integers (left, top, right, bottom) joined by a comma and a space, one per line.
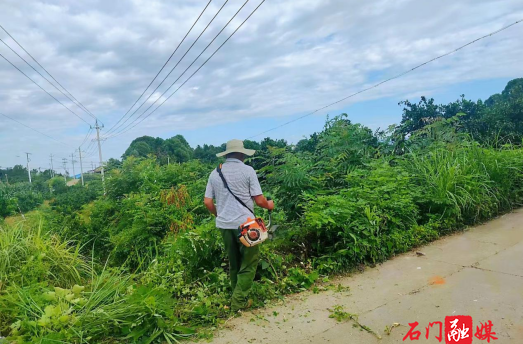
0, 0, 522, 169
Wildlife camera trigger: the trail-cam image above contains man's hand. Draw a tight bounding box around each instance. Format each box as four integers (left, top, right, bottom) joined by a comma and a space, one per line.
204, 197, 217, 216
253, 195, 274, 211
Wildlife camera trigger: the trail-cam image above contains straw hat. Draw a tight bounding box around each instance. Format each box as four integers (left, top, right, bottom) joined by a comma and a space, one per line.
216, 139, 256, 157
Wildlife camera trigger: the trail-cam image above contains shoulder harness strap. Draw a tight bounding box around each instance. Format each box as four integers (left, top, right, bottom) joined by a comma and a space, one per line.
216, 164, 255, 216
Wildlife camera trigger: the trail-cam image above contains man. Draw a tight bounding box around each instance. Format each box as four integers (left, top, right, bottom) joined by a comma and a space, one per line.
204, 139, 274, 312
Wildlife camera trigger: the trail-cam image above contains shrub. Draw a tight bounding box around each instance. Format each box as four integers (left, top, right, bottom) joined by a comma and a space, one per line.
50, 181, 103, 214
301, 161, 420, 272
0, 183, 45, 217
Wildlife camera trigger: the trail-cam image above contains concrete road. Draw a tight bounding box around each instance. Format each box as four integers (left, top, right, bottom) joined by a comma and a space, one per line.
203, 209, 523, 343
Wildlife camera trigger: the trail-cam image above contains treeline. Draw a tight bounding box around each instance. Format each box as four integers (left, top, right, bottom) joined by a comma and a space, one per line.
122, 133, 287, 167
0, 165, 54, 185
123, 78, 523, 164
396, 78, 523, 145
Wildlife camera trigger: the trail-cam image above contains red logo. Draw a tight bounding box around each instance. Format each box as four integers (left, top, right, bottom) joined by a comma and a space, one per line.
426, 321, 443, 342
403, 316, 496, 342
474, 321, 498, 343
403, 322, 421, 341
445, 316, 472, 344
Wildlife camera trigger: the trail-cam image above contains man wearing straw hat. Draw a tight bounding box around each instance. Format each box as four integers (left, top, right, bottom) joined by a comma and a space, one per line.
204, 139, 275, 312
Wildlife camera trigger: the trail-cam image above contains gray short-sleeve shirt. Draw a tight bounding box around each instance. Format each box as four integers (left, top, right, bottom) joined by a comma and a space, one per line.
205, 158, 263, 229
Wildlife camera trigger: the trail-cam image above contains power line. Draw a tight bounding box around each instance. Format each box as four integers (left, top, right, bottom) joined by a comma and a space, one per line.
83, 144, 98, 159
83, 133, 102, 158
0, 51, 91, 125
247, 19, 523, 139
0, 112, 68, 145
0, 32, 98, 122
83, 139, 106, 160
82, 141, 98, 159
79, 127, 93, 147
81, 129, 96, 152
105, 0, 247, 138
105, 0, 230, 137
84, 148, 97, 159
107, 0, 265, 139
84, 135, 96, 152
80, 141, 96, 157
104, 0, 213, 135
0, 25, 100, 124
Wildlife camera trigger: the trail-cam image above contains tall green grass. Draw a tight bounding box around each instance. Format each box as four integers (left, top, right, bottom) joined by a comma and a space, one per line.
0, 222, 190, 343
0, 222, 90, 286
406, 144, 522, 224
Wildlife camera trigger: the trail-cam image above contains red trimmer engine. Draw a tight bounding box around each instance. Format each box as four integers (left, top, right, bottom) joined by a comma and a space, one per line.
238, 208, 277, 247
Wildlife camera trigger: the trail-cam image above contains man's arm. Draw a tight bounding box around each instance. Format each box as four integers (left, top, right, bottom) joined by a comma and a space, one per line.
253, 195, 274, 210
204, 197, 217, 216
204, 173, 217, 216
249, 167, 274, 211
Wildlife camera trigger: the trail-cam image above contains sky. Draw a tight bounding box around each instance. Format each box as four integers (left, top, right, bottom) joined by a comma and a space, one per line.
0, 0, 522, 172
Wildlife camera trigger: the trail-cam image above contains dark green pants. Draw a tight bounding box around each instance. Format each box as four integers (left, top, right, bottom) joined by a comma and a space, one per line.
219, 228, 260, 311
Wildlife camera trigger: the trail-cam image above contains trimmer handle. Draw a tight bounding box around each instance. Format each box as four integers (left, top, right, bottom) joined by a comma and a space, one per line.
265, 196, 278, 237
266, 196, 273, 227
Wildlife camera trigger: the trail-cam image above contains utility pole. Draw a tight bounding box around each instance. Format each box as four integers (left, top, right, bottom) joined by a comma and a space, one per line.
1, 168, 9, 184
62, 158, 68, 183
71, 153, 77, 180
25, 152, 32, 183
167, 156, 170, 165
78, 147, 85, 187
92, 120, 106, 195
50, 154, 55, 178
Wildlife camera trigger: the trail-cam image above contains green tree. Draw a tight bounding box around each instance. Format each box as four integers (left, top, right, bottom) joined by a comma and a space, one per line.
106, 158, 122, 171
295, 132, 320, 153
123, 139, 155, 158
162, 135, 193, 163
394, 79, 523, 145
481, 78, 523, 143
194, 144, 224, 163
122, 135, 194, 164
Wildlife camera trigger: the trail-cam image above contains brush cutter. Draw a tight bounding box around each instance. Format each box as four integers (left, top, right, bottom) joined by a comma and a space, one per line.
238, 204, 278, 247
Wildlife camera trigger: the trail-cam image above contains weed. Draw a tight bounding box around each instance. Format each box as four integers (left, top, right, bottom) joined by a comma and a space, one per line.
328, 305, 381, 339
384, 323, 401, 335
